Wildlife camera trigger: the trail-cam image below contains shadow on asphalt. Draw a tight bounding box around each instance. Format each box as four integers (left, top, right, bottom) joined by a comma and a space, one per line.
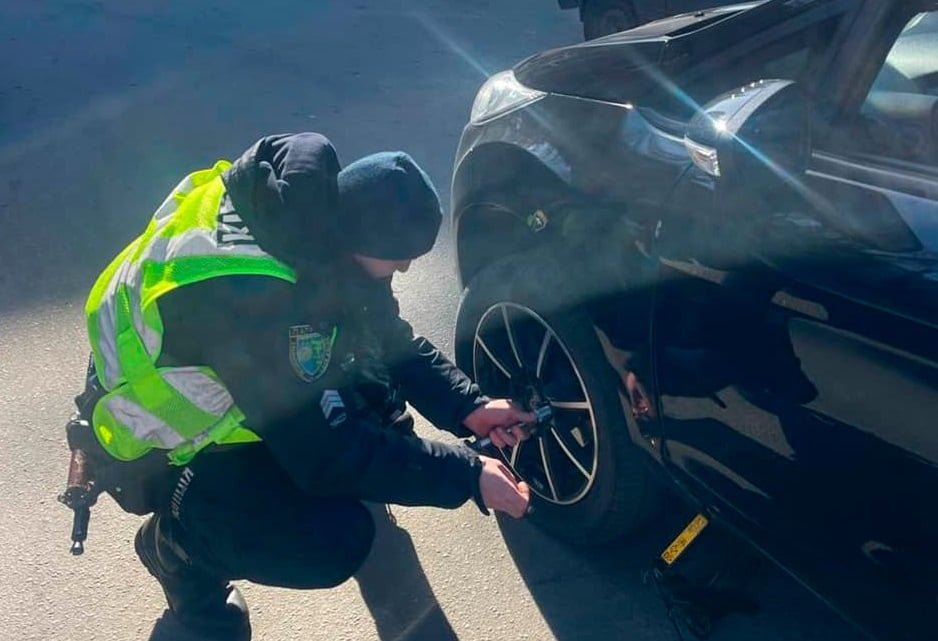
495, 493, 867, 641
355, 502, 460, 641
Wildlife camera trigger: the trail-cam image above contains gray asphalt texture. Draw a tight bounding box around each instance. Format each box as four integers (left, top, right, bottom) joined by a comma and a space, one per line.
0, 2, 865, 640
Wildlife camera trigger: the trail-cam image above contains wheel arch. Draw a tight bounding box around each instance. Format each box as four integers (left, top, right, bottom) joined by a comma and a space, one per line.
452, 142, 579, 289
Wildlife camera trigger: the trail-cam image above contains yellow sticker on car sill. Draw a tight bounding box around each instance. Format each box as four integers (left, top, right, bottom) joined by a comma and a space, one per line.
661, 514, 709, 566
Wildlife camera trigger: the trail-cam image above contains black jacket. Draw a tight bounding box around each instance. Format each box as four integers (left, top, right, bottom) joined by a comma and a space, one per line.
154, 268, 489, 510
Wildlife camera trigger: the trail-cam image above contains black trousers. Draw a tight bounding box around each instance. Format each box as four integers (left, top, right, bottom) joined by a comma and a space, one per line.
165, 444, 376, 590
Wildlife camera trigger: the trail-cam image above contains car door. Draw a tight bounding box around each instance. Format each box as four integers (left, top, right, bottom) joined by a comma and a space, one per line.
653, 3, 938, 639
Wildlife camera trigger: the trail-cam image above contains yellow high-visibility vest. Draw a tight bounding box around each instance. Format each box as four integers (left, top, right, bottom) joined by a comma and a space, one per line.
85, 160, 296, 465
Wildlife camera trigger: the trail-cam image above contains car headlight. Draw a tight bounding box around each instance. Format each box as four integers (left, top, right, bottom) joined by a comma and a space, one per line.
470, 70, 546, 126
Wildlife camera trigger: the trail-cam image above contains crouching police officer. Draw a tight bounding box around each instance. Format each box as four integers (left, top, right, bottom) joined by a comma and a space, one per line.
75, 132, 532, 640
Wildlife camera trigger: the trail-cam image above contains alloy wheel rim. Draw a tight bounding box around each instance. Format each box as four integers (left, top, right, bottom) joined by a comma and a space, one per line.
472, 302, 599, 505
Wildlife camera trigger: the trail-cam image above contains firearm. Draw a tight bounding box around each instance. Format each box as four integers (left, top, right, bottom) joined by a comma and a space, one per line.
58, 415, 102, 555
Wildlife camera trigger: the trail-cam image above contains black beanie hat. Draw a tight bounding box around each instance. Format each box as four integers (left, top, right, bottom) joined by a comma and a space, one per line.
337, 152, 442, 260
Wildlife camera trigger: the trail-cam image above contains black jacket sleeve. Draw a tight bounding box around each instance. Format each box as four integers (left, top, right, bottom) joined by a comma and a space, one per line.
158, 276, 483, 509
256, 396, 483, 509
381, 314, 487, 438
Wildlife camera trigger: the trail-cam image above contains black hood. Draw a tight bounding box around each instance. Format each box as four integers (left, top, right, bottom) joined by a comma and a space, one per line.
222, 132, 341, 269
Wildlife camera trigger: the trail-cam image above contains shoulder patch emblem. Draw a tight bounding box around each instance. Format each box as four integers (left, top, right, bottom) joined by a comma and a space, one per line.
289, 325, 337, 382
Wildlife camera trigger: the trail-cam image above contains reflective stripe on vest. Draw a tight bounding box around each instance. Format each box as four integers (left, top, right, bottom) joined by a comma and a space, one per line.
85, 160, 297, 464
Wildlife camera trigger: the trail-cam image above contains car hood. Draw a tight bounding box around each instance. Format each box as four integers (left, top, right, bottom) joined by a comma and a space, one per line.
595, 1, 764, 43
514, 2, 763, 103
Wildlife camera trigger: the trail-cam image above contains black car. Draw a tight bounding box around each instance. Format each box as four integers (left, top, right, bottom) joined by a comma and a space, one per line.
559, 0, 731, 39
450, 1, 938, 639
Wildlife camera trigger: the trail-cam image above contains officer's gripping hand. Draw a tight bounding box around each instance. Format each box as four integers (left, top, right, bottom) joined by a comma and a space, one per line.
463, 399, 535, 449
478, 456, 530, 518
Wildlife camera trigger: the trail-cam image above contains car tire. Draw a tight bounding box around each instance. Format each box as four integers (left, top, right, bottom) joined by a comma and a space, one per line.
455, 247, 655, 543
581, 0, 638, 40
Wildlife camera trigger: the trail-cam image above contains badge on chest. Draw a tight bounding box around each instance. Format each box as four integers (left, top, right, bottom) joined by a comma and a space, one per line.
289, 324, 338, 382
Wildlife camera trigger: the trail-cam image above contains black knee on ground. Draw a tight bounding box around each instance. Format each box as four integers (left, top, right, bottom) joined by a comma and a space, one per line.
258, 499, 377, 590
314, 500, 376, 588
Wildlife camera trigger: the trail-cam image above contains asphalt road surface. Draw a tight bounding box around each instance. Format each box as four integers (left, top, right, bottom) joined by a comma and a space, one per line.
0, 2, 866, 640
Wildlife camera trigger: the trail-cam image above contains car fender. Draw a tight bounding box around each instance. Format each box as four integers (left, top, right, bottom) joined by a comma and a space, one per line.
452, 97, 690, 287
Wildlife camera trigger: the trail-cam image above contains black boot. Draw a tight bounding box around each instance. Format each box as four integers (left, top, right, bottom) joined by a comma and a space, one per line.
136, 514, 251, 641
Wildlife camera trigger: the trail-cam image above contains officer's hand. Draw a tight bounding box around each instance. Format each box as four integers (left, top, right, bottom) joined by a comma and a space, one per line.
478, 455, 531, 518
464, 399, 535, 448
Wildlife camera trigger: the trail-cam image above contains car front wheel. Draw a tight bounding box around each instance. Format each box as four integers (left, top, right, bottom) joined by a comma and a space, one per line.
455, 248, 654, 543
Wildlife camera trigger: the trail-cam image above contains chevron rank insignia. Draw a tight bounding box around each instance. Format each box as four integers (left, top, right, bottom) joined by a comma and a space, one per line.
320, 390, 347, 427
289, 324, 336, 383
